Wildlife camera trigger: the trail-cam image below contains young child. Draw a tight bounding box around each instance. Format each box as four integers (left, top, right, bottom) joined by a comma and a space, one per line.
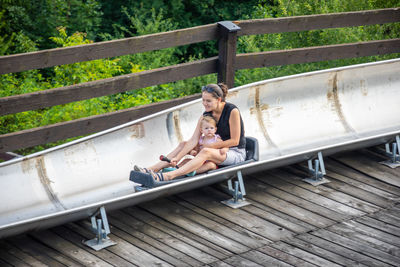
176, 115, 228, 174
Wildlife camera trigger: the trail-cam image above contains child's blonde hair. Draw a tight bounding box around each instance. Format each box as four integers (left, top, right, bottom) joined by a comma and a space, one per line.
201, 115, 217, 127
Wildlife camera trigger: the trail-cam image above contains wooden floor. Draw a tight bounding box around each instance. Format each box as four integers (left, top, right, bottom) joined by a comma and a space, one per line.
1, 147, 400, 266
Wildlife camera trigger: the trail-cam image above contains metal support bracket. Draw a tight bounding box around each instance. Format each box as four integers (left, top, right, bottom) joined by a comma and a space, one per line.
221, 170, 251, 208
303, 152, 330, 186
83, 206, 116, 251
380, 135, 400, 168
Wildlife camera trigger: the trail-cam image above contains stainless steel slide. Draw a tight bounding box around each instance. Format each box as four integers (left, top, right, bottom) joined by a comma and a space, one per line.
1, 59, 399, 238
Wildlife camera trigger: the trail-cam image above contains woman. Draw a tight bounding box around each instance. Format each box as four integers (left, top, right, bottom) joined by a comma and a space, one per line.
134, 83, 246, 182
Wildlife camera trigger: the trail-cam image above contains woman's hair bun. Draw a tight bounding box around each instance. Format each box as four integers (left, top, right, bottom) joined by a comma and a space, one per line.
217, 83, 228, 99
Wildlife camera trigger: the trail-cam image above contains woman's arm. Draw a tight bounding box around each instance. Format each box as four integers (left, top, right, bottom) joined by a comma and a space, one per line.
207, 108, 241, 149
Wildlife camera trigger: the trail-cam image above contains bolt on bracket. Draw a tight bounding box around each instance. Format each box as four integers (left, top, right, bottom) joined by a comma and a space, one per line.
380, 135, 400, 168
303, 151, 330, 186
83, 206, 116, 251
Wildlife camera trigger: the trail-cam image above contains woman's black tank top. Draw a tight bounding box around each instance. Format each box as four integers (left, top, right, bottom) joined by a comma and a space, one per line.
204, 102, 246, 149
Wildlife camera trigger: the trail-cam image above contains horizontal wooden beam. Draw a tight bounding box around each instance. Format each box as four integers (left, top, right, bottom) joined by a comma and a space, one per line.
0, 24, 218, 74
236, 8, 400, 36
235, 39, 400, 70
0, 57, 217, 115
0, 94, 201, 152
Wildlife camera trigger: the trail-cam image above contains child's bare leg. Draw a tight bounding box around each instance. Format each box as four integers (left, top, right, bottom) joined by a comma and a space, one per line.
148, 141, 186, 172
195, 161, 217, 174
162, 148, 225, 180
177, 159, 191, 168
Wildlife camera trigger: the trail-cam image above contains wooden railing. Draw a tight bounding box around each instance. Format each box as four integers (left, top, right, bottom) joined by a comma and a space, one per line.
1, 8, 399, 155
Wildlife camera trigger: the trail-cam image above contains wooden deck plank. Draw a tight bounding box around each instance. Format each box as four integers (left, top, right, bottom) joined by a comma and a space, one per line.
29, 231, 114, 267
242, 204, 312, 233
150, 196, 269, 248
208, 261, 235, 267
251, 172, 363, 219
169, 194, 273, 246
175, 187, 294, 242
243, 175, 335, 228
243, 198, 316, 232
139, 199, 249, 254
334, 150, 400, 187
322, 174, 395, 208
285, 237, 365, 266
124, 206, 233, 259
52, 224, 137, 267
216, 255, 263, 267
257, 245, 318, 267
0, 257, 13, 267
269, 241, 342, 266
240, 249, 293, 266
325, 159, 400, 201
0, 246, 31, 267
8, 234, 82, 266
296, 233, 384, 266
370, 211, 400, 228
356, 216, 400, 237
0, 240, 49, 267
274, 168, 381, 214
326, 157, 400, 196
312, 229, 399, 266
327, 222, 400, 258
74, 220, 174, 267
341, 220, 400, 247
108, 210, 211, 266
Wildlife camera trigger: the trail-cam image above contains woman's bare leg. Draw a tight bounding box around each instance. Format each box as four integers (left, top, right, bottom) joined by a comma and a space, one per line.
162, 148, 226, 180
196, 161, 217, 174
148, 141, 186, 172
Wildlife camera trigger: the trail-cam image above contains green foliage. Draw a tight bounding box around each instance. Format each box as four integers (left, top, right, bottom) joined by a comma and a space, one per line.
0, 0, 103, 53
235, 0, 400, 85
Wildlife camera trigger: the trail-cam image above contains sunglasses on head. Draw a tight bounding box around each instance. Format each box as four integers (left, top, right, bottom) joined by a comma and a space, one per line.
202, 86, 221, 97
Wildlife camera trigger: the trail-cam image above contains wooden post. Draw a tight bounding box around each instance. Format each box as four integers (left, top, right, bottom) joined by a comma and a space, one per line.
217, 21, 241, 88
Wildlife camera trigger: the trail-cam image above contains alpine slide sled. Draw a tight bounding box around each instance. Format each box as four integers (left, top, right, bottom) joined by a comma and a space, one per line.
0, 59, 399, 250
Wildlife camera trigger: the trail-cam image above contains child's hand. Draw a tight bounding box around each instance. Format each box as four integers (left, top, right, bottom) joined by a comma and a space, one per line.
189, 150, 197, 156
170, 157, 178, 167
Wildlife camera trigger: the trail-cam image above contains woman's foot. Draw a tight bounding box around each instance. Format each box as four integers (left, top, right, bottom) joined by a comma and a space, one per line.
134, 165, 151, 173
149, 170, 167, 181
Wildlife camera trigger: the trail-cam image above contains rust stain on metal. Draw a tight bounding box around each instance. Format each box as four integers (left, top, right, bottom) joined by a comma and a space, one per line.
21, 158, 34, 173
173, 111, 184, 143
227, 91, 239, 99
35, 156, 66, 210
254, 86, 279, 149
250, 103, 269, 114
360, 80, 368, 96
327, 73, 356, 133
129, 123, 145, 139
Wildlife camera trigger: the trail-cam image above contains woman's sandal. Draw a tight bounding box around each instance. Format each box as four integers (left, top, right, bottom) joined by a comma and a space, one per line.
130, 170, 165, 188
148, 170, 166, 182
134, 165, 151, 174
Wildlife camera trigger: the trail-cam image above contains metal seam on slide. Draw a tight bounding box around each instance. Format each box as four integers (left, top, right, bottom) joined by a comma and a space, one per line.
35, 157, 66, 211
255, 86, 279, 150
330, 73, 357, 134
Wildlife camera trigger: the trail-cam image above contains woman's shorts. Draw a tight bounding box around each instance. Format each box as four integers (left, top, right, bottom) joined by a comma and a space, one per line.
220, 147, 246, 166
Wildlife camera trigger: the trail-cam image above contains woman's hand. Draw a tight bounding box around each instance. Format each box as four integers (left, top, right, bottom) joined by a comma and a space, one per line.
170, 157, 178, 167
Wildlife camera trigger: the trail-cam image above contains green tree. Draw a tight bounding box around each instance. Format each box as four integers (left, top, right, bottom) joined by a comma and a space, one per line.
235, 0, 400, 85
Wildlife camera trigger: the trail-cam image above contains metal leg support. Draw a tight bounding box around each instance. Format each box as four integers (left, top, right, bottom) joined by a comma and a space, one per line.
221, 170, 251, 208
303, 152, 330, 186
380, 135, 400, 168
83, 206, 116, 251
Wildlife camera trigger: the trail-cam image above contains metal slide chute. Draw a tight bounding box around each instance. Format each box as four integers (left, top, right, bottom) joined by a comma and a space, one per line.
0, 58, 399, 240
